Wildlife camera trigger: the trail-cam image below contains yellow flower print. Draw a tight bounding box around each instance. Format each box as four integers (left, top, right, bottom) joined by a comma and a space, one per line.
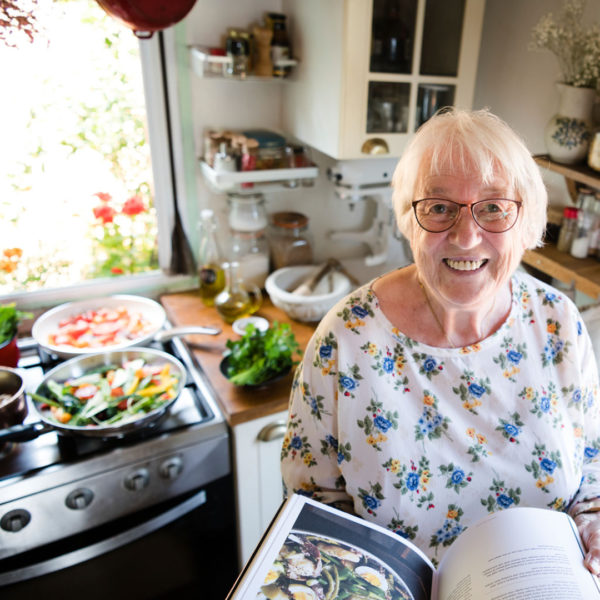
547, 322, 557, 334
344, 321, 354, 329
282, 434, 291, 449
524, 387, 535, 400
574, 426, 583, 438
376, 433, 388, 443
551, 498, 564, 510
423, 394, 435, 406
366, 435, 377, 446
366, 343, 377, 355
303, 453, 313, 465
447, 509, 459, 519
459, 346, 472, 355
476, 434, 487, 444
389, 459, 401, 474
536, 479, 544, 488
395, 355, 406, 371
466, 428, 476, 438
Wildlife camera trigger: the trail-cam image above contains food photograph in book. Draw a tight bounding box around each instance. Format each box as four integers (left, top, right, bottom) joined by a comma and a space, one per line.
257, 502, 433, 600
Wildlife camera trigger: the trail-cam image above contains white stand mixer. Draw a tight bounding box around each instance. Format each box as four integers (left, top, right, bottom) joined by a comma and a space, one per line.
327, 158, 400, 266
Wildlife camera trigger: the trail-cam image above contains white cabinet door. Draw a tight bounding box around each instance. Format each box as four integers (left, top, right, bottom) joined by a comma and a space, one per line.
231, 410, 288, 568
282, 0, 486, 159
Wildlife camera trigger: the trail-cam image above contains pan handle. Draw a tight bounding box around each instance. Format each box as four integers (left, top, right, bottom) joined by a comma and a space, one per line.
154, 326, 221, 343
0, 421, 53, 443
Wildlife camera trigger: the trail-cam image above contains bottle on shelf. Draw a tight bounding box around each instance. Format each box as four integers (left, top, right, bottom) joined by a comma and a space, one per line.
570, 198, 594, 259
556, 206, 578, 253
266, 12, 291, 77
587, 193, 600, 257
197, 209, 226, 306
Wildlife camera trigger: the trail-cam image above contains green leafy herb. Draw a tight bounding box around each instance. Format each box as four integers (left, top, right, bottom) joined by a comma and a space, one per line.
224, 321, 301, 386
0, 303, 33, 345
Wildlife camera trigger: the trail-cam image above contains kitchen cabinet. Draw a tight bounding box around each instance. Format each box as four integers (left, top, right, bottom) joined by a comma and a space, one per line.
231, 410, 288, 567
281, 0, 486, 159
522, 155, 600, 299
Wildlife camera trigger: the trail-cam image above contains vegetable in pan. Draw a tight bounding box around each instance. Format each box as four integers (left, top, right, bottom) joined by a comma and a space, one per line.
32, 358, 180, 427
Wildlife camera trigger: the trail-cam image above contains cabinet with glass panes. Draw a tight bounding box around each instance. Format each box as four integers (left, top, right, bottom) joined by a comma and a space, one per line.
282, 0, 485, 159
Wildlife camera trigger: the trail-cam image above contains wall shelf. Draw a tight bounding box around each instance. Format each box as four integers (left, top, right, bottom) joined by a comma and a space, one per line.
190, 46, 297, 81
524, 155, 600, 299
199, 160, 318, 193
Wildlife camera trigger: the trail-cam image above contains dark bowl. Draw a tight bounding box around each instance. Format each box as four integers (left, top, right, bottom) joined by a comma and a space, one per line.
0, 367, 28, 448
219, 356, 291, 390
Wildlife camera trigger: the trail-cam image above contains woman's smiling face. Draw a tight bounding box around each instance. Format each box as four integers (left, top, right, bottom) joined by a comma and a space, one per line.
411, 167, 526, 311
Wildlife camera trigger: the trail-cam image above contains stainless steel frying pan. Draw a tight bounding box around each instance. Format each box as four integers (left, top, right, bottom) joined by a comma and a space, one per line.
31, 295, 220, 359
0, 347, 186, 443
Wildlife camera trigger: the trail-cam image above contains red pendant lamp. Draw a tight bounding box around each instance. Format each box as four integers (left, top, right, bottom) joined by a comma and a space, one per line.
95, 0, 197, 38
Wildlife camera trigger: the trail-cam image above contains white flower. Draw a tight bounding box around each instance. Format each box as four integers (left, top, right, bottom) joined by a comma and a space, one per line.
529, 0, 600, 89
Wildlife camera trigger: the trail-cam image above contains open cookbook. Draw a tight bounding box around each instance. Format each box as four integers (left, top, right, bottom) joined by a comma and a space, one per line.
226, 494, 600, 600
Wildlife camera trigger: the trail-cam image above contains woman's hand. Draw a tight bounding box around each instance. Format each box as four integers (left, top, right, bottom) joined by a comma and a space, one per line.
575, 511, 600, 575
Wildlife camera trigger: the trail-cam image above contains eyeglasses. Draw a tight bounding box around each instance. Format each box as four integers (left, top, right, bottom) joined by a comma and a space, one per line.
412, 198, 522, 233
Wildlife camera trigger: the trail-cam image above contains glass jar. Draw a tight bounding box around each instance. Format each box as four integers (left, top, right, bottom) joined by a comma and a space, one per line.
215, 261, 263, 324
197, 209, 225, 306
269, 211, 313, 270
229, 229, 270, 289
227, 193, 268, 232
225, 30, 249, 77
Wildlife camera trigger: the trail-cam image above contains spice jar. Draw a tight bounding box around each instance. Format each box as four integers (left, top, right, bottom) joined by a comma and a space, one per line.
269, 211, 313, 270
556, 206, 578, 253
229, 230, 270, 289
227, 193, 268, 232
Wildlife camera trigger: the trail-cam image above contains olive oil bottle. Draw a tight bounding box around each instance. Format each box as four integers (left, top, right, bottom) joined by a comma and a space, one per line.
198, 209, 225, 306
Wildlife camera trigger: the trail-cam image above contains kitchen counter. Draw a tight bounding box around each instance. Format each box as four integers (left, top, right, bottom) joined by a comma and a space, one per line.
160, 291, 317, 426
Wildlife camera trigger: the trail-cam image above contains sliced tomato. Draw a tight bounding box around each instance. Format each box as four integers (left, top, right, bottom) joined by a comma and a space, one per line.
111, 386, 124, 397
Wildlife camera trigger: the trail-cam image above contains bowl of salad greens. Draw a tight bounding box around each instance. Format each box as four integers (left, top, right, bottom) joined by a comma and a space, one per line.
221, 322, 301, 389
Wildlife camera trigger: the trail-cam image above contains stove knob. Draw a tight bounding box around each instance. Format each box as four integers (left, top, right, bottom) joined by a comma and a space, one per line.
159, 456, 183, 480
65, 488, 94, 510
124, 467, 150, 491
1, 509, 31, 533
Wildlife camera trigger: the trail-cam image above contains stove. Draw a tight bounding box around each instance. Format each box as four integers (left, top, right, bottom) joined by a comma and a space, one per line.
0, 328, 237, 598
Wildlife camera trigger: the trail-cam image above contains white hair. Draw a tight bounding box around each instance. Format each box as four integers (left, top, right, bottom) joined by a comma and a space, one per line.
392, 108, 548, 249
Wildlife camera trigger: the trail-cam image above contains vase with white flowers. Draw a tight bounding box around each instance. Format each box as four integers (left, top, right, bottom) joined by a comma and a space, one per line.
530, 0, 600, 164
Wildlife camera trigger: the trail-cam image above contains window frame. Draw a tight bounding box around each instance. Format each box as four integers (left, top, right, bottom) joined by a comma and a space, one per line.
2, 29, 196, 310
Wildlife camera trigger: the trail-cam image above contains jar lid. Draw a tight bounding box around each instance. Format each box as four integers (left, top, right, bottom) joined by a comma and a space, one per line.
271, 211, 309, 229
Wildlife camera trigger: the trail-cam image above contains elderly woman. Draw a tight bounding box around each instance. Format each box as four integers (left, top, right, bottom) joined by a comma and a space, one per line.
281, 108, 600, 571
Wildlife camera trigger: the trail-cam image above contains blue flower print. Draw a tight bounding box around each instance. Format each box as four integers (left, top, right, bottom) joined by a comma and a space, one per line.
540, 457, 557, 474
497, 494, 514, 508
468, 383, 486, 398
319, 344, 333, 359
504, 423, 520, 438
577, 321, 583, 336
406, 472, 420, 491
382, 357, 394, 373
585, 446, 599, 460
423, 357, 437, 372
310, 397, 319, 412
325, 434, 338, 451
540, 396, 551, 413
290, 436, 303, 450
543, 337, 564, 364
572, 389, 582, 404
363, 494, 381, 511
374, 415, 392, 432
451, 469, 465, 485
507, 349, 523, 365
545, 292, 557, 303
352, 305, 369, 319
340, 376, 357, 391
337, 451, 345, 464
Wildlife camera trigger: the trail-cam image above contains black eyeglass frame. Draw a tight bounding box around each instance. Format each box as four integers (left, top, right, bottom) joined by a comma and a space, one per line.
411, 198, 522, 233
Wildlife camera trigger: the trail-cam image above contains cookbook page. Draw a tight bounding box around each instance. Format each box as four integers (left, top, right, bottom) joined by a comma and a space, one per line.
433, 507, 600, 600
229, 494, 434, 600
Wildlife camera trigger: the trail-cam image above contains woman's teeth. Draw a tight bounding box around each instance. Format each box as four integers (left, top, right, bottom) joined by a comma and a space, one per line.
445, 259, 486, 271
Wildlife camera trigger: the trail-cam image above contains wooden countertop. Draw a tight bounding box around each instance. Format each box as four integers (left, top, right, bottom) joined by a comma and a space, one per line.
160, 291, 316, 427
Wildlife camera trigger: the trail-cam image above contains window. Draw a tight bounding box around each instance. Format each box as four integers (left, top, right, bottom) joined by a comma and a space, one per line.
0, 0, 193, 308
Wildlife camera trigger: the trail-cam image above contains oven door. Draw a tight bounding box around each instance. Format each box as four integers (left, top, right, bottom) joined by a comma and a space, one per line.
0, 475, 238, 599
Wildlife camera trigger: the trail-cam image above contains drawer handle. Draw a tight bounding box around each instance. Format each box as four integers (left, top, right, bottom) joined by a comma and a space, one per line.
257, 421, 287, 442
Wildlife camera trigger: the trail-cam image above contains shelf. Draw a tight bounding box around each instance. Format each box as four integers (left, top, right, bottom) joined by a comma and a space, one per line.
190, 46, 298, 81
522, 245, 600, 300
199, 160, 318, 193
534, 154, 600, 201
523, 155, 600, 300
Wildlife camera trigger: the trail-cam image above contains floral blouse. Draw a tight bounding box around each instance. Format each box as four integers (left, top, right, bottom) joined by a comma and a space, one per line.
281, 270, 600, 565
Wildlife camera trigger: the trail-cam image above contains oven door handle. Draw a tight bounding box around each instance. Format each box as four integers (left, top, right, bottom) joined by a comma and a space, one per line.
0, 489, 208, 586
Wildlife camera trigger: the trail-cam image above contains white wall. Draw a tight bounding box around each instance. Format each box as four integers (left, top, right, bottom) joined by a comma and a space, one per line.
473, 0, 600, 208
